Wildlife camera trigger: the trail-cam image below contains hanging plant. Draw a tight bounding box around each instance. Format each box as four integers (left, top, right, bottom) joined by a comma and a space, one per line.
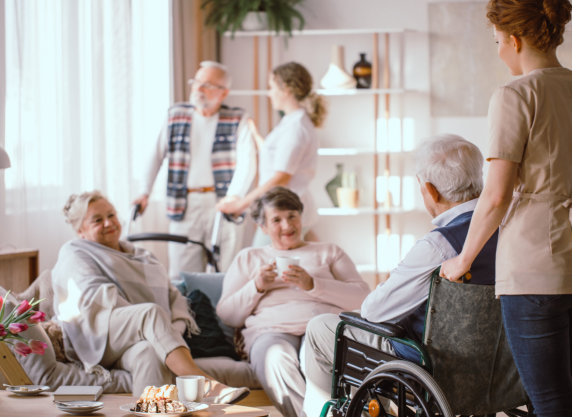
201, 0, 305, 38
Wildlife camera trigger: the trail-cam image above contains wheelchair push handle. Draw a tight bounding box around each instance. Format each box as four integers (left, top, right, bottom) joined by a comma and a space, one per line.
132, 203, 142, 221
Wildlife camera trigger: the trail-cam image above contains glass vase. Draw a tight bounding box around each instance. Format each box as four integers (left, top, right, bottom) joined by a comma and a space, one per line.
325, 163, 344, 207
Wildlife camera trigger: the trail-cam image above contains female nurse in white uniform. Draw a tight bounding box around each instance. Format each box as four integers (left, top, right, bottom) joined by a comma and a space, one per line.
217, 62, 327, 245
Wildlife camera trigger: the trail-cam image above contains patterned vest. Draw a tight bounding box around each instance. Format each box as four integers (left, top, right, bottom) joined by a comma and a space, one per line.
166, 103, 244, 221
392, 210, 498, 362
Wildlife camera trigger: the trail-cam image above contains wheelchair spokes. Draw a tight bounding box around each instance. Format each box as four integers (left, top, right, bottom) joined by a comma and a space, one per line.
344, 361, 453, 417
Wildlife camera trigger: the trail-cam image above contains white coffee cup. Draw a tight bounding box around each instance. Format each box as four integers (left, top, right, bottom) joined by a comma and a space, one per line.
275, 256, 300, 278
176, 375, 211, 402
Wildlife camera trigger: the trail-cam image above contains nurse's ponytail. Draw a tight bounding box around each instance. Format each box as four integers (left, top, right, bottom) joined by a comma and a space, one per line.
273, 62, 328, 127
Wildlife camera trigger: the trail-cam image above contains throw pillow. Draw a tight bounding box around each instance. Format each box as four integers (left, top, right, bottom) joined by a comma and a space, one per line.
184, 289, 239, 360
40, 321, 67, 363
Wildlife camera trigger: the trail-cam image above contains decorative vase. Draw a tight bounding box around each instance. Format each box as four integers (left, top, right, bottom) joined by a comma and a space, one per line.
320, 45, 357, 89
337, 171, 359, 208
325, 163, 344, 207
337, 187, 359, 208
353, 52, 372, 89
241, 11, 268, 31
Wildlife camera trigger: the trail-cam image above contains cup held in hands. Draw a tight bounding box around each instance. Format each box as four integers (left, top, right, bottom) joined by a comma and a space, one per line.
275, 256, 300, 279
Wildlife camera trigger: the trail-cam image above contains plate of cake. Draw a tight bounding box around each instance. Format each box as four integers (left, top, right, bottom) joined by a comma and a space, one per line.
120, 384, 208, 416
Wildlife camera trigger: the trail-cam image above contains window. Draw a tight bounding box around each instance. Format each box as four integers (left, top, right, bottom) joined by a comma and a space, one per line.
3, 0, 170, 214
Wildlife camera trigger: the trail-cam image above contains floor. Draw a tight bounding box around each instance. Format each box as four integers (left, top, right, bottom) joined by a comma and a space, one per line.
236, 389, 283, 417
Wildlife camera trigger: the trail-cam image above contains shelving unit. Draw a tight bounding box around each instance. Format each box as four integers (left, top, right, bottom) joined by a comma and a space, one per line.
222, 27, 428, 285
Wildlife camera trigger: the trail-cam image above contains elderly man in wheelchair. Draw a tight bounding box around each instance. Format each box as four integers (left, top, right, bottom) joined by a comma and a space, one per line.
302, 134, 532, 417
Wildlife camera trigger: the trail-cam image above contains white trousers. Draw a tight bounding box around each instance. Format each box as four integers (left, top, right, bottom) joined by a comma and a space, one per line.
169, 193, 243, 278
249, 332, 306, 417
302, 313, 395, 417
101, 303, 187, 395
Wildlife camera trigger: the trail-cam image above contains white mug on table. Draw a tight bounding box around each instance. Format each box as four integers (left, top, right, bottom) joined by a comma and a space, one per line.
176, 375, 211, 402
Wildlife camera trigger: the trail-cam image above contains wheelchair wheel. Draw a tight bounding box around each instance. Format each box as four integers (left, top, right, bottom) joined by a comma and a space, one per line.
345, 360, 453, 417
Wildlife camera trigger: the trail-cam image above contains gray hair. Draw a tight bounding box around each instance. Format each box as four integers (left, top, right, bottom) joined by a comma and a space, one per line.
199, 61, 232, 88
63, 190, 106, 232
251, 186, 304, 226
416, 134, 483, 202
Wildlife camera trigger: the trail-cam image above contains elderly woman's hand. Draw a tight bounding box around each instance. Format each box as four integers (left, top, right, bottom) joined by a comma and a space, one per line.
283, 265, 314, 291
254, 262, 279, 293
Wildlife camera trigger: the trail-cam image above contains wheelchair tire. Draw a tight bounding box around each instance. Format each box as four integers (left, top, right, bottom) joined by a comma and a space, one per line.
345, 360, 454, 417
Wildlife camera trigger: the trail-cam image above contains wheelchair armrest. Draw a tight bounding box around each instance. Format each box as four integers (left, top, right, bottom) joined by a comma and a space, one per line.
339, 311, 406, 338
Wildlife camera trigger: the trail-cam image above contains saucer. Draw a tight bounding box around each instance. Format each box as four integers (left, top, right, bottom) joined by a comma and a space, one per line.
4, 384, 50, 396
56, 401, 104, 415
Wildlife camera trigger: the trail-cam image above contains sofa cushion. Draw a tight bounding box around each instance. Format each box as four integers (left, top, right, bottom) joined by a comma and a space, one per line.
183, 289, 239, 360
0, 287, 131, 393
178, 272, 234, 343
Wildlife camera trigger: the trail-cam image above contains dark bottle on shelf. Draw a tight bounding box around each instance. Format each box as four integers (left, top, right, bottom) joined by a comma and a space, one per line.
325, 163, 344, 207
353, 53, 372, 89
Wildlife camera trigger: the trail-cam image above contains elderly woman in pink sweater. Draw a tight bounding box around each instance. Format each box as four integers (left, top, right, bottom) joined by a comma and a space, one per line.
216, 186, 370, 417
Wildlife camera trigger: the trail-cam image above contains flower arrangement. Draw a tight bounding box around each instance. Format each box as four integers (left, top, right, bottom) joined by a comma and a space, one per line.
0, 292, 47, 356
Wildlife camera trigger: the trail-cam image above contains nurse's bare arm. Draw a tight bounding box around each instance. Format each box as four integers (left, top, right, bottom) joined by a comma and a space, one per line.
441, 158, 518, 281
217, 171, 292, 215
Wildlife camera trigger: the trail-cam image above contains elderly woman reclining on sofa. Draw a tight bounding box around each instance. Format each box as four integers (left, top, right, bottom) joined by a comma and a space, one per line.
216, 186, 371, 417
51, 190, 249, 403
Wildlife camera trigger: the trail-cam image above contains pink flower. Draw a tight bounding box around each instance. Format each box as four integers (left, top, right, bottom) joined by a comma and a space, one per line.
8, 322, 28, 334
16, 299, 32, 315
28, 311, 46, 324
0, 295, 3, 312
14, 342, 32, 357
0, 324, 6, 337
29, 340, 47, 355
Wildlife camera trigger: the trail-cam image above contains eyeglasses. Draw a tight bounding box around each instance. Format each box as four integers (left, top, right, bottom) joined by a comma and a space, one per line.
188, 79, 227, 91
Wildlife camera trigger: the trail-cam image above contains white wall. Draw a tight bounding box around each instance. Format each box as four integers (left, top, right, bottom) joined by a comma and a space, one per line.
220, 0, 499, 284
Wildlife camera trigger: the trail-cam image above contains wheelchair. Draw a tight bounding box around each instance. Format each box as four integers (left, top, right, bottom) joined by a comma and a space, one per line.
321, 270, 533, 417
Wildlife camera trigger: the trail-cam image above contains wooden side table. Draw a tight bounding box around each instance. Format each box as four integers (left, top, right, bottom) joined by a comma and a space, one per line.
0, 391, 270, 417
0, 248, 39, 292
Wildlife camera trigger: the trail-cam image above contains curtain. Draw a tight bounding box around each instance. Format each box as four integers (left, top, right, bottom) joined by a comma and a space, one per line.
1, 0, 170, 271
171, 0, 218, 103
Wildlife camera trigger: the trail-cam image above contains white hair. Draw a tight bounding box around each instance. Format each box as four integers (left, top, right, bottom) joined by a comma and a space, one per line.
416, 134, 483, 202
63, 190, 106, 231
199, 61, 232, 88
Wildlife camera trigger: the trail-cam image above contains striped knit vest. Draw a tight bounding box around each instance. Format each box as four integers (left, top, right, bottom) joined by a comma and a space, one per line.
166, 103, 244, 221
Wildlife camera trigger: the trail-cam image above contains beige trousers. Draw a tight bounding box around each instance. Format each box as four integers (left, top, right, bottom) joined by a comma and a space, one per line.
302, 313, 395, 417
249, 333, 306, 417
169, 193, 242, 277
100, 303, 187, 395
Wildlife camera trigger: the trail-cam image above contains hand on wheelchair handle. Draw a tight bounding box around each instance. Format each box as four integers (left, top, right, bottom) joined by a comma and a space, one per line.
440, 255, 471, 282
131, 194, 149, 217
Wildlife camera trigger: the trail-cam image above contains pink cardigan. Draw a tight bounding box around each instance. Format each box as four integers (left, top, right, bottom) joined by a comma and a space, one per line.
216, 242, 370, 353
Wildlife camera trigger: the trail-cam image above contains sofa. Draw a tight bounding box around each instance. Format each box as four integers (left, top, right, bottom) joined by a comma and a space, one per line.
1, 270, 261, 392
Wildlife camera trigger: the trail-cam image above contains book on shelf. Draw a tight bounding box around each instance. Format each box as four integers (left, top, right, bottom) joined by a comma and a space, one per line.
52, 385, 103, 401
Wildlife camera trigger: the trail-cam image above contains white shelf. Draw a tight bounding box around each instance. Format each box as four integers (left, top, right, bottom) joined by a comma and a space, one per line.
318, 207, 420, 216
318, 148, 374, 156
225, 28, 410, 38
228, 88, 407, 96
318, 148, 415, 156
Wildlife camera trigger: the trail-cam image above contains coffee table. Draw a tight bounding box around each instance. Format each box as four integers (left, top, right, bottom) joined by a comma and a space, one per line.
0, 391, 269, 417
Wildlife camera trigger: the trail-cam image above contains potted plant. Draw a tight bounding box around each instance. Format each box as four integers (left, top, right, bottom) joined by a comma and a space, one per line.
201, 0, 305, 37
